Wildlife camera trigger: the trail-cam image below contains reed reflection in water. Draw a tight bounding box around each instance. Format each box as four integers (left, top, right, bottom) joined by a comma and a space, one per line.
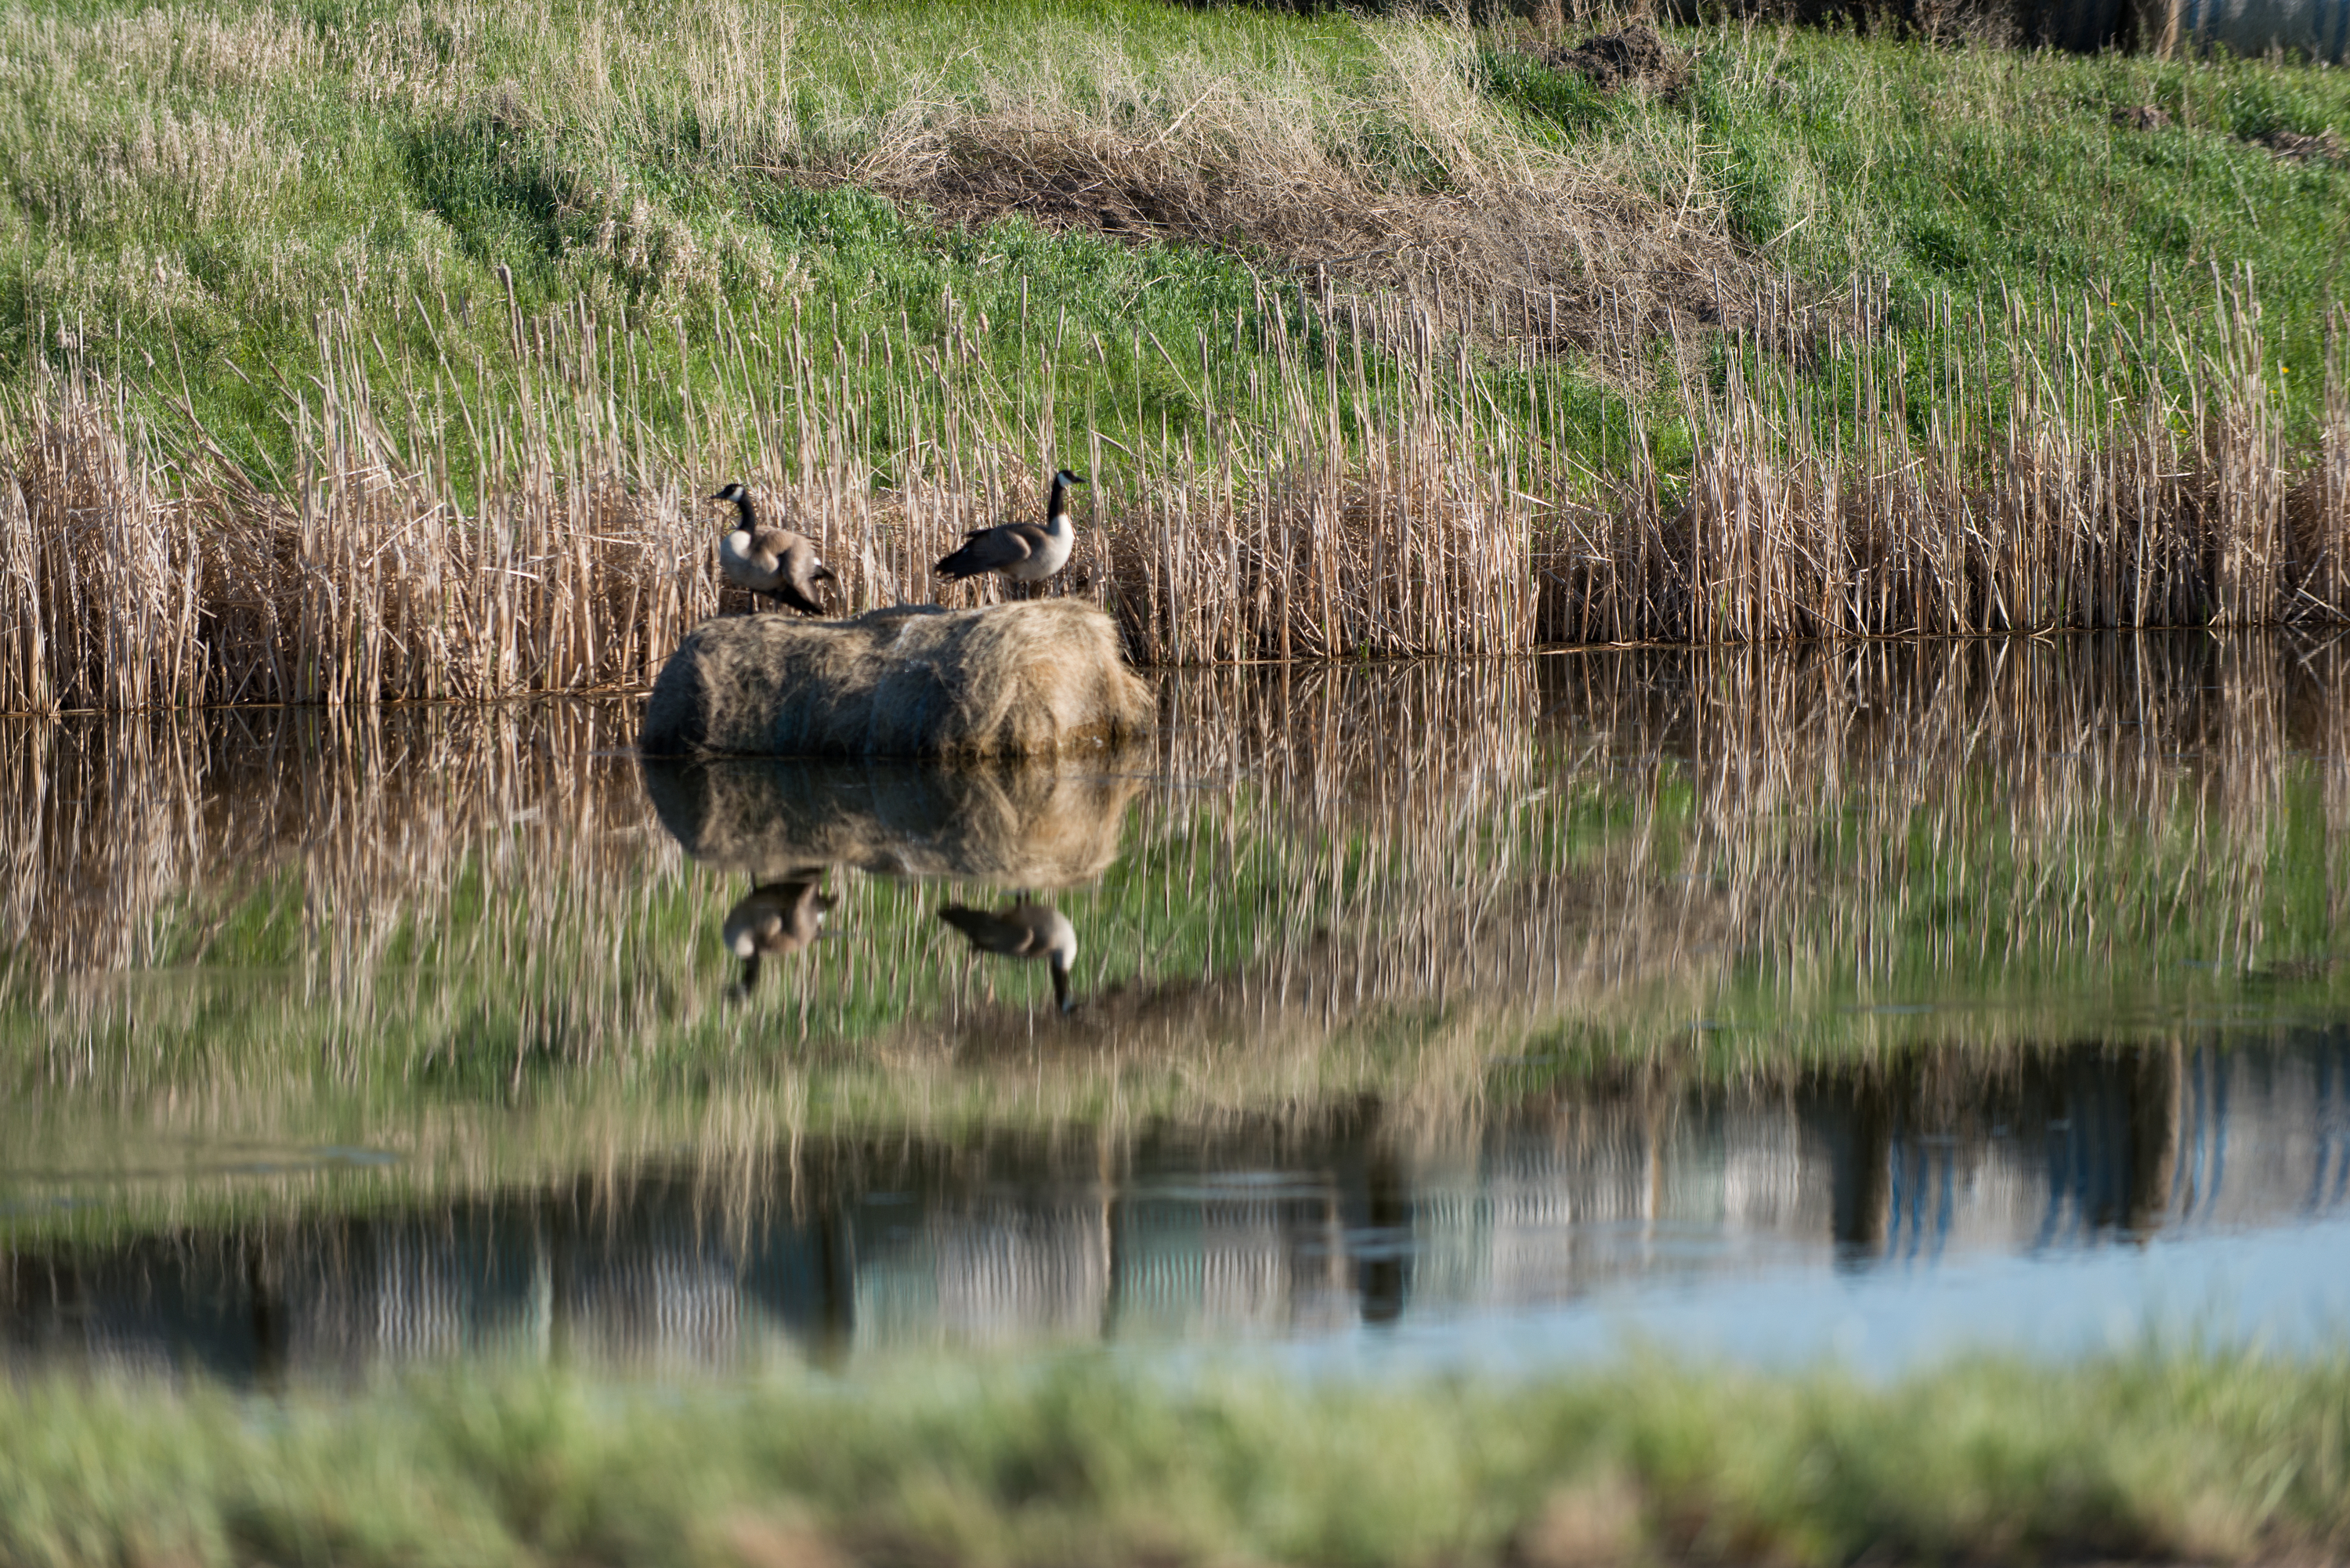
5, 1033, 2346, 1382
3, 631, 2349, 1377
4, 631, 2344, 1053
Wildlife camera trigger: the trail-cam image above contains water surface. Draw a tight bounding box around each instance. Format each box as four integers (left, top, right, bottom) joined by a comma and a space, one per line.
5, 634, 2347, 1382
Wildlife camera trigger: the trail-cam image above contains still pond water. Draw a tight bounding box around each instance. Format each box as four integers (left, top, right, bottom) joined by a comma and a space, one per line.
4, 634, 2348, 1385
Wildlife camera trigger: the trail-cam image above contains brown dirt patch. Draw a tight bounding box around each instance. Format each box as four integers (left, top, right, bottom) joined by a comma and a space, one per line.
2112, 104, 2172, 131
718, 1515, 848, 1568
1504, 1470, 1647, 1567
1543, 25, 1693, 97
2255, 128, 2344, 163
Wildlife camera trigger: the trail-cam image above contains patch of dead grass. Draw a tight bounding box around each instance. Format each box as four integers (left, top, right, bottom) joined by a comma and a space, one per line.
1506, 1469, 1649, 1568
782, 20, 1761, 364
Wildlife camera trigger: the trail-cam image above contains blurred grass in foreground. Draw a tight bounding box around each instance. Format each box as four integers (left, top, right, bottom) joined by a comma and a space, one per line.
2, 1346, 2345, 1567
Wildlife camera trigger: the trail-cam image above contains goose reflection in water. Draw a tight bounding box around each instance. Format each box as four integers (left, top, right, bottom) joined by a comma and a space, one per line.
722, 876, 834, 1000
641, 756, 1138, 1013
938, 900, 1077, 1013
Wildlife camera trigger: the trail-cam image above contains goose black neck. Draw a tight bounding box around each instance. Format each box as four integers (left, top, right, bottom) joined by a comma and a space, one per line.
724, 492, 756, 531
1047, 472, 1072, 523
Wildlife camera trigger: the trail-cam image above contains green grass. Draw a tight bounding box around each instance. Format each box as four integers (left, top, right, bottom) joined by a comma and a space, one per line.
0, 0, 1435, 482
5, 0, 2346, 486
2, 1345, 2345, 1566
1489, 24, 2350, 436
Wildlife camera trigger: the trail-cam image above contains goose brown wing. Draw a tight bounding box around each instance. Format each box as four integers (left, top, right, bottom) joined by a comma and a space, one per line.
938, 905, 1042, 956
770, 533, 833, 616
1001, 903, 1062, 949
747, 525, 803, 569
728, 880, 830, 956
935, 523, 1041, 580
779, 883, 837, 942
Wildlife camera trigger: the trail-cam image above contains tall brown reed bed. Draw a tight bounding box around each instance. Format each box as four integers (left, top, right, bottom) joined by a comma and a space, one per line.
1, 277, 2345, 711
1633, 280, 2350, 642
0, 324, 718, 714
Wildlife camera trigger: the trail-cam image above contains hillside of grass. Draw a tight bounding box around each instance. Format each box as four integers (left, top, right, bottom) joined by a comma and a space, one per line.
2, 0, 2348, 701
5, 0, 2345, 470
3, 1347, 2347, 1567
1495, 26, 2349, 372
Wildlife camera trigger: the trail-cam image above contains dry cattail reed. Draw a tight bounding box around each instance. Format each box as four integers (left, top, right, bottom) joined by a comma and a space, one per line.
3, 274, 2348, 714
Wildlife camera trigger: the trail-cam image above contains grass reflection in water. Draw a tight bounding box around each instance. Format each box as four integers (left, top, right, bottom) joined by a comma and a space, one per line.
0, 631, 2345, 1358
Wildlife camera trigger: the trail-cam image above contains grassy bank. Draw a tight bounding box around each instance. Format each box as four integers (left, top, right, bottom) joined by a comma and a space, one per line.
3, 1346, 2347, 1566
7, 0, 2345, 449
2, 0, 2348, 705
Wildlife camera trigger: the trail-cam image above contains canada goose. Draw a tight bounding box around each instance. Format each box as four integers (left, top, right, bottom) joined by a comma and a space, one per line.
712, 482, 834, 616
933, 469, 1086, 594
722, 876, 835, 998
938, 899, 1077, 1013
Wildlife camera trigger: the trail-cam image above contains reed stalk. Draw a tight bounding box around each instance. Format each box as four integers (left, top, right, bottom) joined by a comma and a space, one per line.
2, 276, 2346, 713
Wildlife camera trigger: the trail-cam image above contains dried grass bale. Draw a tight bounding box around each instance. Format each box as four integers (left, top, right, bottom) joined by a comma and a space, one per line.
638, 599, 1155, 759
641, 755, 1141, 888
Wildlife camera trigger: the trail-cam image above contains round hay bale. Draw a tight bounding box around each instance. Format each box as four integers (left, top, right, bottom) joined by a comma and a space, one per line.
640, 756, 1142, 888
638, 600, 1154, 759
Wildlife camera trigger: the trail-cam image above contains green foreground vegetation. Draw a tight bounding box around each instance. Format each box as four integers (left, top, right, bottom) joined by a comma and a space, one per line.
4, 1347, 2348, 1567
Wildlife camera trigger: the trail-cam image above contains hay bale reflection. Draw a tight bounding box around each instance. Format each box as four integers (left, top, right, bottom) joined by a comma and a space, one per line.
642, 756, 1142, 888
